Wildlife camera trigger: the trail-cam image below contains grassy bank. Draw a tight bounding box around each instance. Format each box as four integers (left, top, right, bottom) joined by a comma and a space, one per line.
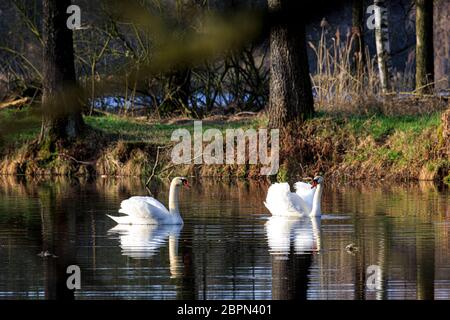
0, 106, 448, 183
278, 111, 448, 183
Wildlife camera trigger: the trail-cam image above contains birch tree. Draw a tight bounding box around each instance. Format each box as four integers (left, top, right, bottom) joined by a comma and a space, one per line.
374, 0, 393, 93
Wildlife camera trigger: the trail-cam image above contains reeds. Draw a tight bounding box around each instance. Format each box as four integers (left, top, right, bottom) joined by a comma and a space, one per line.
307, 26, 439, 116
309, 26, 381, 114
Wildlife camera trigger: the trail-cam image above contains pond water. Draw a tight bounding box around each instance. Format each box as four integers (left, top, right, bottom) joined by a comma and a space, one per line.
0, 177, 448, 300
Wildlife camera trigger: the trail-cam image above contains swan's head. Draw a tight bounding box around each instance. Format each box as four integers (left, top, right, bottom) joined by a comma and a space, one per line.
311, 176, 324, 189
172, 176, 190, 189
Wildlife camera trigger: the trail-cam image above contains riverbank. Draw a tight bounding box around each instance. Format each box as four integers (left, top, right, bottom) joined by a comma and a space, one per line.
0, 105, 449, 184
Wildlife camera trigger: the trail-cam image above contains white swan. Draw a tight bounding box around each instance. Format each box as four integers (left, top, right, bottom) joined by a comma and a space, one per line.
264, 176, 324, 217
265, 216, 322, 254
107, 177, 190, 225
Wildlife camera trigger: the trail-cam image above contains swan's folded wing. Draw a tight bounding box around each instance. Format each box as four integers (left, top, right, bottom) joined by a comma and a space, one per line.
294, 181, 316, 209
265, 183, 309, 216
119, 196, 169, 222
289, 193, 310, 214
140, 197, 170, 215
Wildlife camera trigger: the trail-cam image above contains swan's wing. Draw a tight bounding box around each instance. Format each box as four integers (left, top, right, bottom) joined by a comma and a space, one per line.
140, 196, 170, 215
294, 181, 316, 209
118, 196, 169, 222
290, 193, 310, 214
264, 183, 309, 216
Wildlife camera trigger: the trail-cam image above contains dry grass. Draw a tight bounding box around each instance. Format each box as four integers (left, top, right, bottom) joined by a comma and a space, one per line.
308, 27, 447, 116
309, 27, 379, 113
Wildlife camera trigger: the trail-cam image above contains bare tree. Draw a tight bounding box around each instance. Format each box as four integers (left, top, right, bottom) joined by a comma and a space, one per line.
267, 0, 314, 128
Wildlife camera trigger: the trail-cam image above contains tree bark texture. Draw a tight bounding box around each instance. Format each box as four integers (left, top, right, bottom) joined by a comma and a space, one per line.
415, 0, 434, 94
374, 0, 394, 93
267, 0, 314, 128
41, 0, 84, 143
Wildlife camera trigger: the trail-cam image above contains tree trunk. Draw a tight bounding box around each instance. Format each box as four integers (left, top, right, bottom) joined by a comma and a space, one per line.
40, 0, 84, 144
351, 0, 366, 76
415, 0, 434, 94
433, 0, 449, 93
267, 0, 314, 128
374, 0, 393, 93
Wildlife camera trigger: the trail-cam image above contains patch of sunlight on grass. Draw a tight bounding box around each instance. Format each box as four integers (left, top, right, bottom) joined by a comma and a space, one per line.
85, 114, 258, 144
339, 112, 441, 139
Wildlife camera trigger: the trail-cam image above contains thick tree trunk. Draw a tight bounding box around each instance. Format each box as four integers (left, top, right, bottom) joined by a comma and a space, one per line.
415, 0, 434, 94
374, 0, 393, 93
267, 0, 314, 128
351, 0, 366, 75
40, 0, 84, 143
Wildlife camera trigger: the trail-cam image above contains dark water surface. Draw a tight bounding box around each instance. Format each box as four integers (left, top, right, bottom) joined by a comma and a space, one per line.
0, 177, 448, 300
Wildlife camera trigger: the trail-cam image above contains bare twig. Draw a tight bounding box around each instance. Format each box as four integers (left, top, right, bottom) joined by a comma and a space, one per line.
58, 153, 96, 166
145, 145, 167, 186
145, 147, 204, 186
158, 153, 203, 176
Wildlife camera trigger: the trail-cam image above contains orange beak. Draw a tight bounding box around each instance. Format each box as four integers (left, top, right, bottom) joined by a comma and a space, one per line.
183, 180, 191, 189
311, 180, 318, 189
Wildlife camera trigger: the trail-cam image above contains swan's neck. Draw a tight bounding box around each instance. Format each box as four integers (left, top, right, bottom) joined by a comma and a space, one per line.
168, 182, 180, 214
310, 184, 322, 216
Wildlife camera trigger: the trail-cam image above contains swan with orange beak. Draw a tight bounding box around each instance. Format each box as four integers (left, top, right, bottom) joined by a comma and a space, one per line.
107, 177, 191, 225
264, 175, 324, 217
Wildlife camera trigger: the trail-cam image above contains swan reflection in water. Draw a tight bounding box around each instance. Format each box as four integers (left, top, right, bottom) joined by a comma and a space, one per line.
265, 216, 322, 300
108, 224, 183, 278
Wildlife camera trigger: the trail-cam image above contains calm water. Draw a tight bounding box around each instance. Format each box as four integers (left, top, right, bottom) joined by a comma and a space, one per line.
0, 177, 449, 300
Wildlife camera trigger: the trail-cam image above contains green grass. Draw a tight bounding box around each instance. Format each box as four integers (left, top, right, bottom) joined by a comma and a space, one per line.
1, 106, 447, 181
85, 114, 257, 144
85, 115, 163, 143
0, 107, 258, 149
0, 106, 443, 152
341, 113, 441, 139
